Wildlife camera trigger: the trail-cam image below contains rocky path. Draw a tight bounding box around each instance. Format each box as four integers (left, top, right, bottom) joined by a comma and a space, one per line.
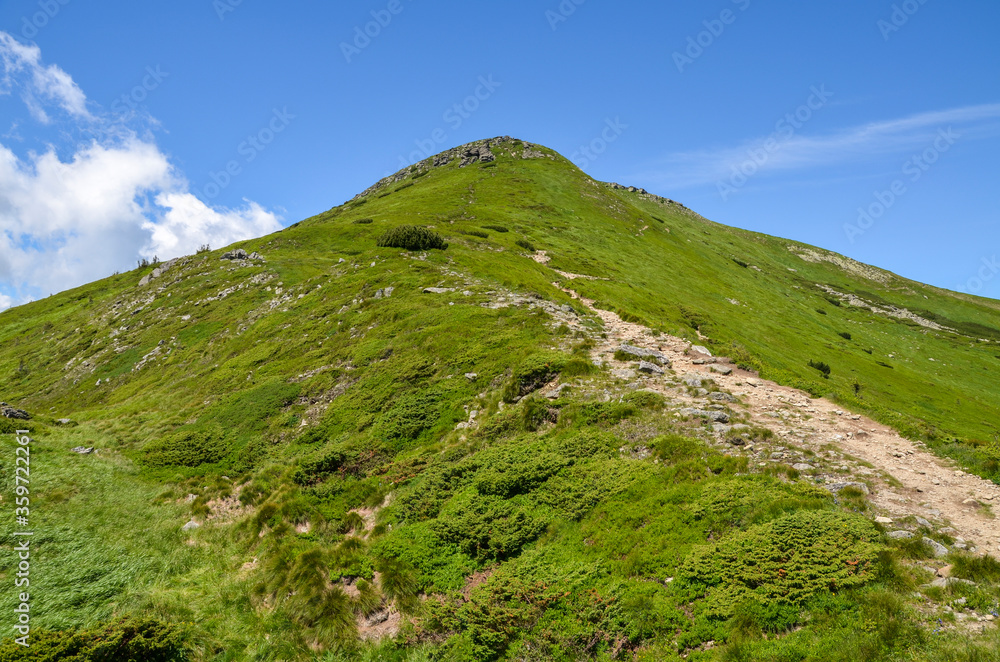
558, 285, 1000, 559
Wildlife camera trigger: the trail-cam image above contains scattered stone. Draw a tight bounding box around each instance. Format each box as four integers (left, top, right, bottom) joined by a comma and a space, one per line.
221, 249, 249, 261
182, 521, 201, 532
681, 408, 729, 424
465, 373, 478, 381
746, 378, 762, 387
915, 517, 933, 528
0, 404, 30, 420
708, 392, 737, 403
923, 537, 950, 558
638, 361, 664, 375
618, 343, 670, 366
792, 463, 814, 472
711, 365, 733, 375
70, 447, 94, 455
928, 577, 975, 589
937, 565, 954, 578
423, 287, 455, 294
684, 376, 703, 388
888, 530, 914, 540
690, 345, 713, 357
874, 516, 894, 525
56, 418, 73, 425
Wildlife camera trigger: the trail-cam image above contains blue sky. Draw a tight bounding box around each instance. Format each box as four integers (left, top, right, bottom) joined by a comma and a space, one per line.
0, 0, 998, 309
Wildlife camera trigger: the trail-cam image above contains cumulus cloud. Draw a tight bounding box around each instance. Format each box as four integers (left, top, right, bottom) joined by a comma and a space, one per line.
0, 32, 283, 311
0, 31, 90, 122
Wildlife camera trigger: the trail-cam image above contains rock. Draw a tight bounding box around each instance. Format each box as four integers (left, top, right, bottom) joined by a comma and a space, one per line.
612, 368, 637, 380
923, 537, 949, 558
70, 447, 94, 455
888, 530, 914, 540
618, 343, 670, 366
138, 275, 151, 287
915, 517, 933, 528
681, 408, 729, 424
711, 365, 733, 376
684, 376, 703, 388
792, 463, 814, 472
465, 373, 478, 381
182, 521, 201, 532
638, 361, 664, 375
938, 527, 959, 536
1, 404, 31, 420
874, 516, 894, 525
691, 345, 713, 357
824, 482, 870, 495
423, 287, 454, 294
928, 577, 974, 589
708, 392, 737, 403
221, 249, 249, 261
56, 418, 73, 425
937, 565, 953, 578
746, 378, 762, 387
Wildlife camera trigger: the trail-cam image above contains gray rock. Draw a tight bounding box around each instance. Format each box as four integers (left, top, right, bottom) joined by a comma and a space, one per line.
182, 520, 201, 532
684, 376, 704, 388
923, 537, 949, 558
465, 373, 478, 381
691, 345, 713, 357
618, 344, 670, 366
927, 577, 974, 589
792, 463, 814, 472
915, 517, 933, 528
423, 287, 454, 294
888, 530, 915, 540
56, 418, 73, 425
709, 392, 737, 403
824, 482, 870, 495
681, 408, 730, 424
70, 447, 94, 455
711, 365, 733, 376
221, 249, 249, 261
638, 361, 664, 375
0, 404, 30, 420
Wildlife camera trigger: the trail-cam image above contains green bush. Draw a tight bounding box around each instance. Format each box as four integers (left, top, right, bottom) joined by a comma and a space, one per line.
376, 225, 448, 251
143, 425, 228, 468
0, 618, 187, 662
353, 218, 373, 224
502, 354, 566, 402
461, 230, 489, 239
809, 360, 831, 378
514, 238, 536, 252
838, 332, 853, 341
482, 225, 509, 233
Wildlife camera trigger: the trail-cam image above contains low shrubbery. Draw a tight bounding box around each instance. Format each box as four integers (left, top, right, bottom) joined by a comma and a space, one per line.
376, 225, 448, 251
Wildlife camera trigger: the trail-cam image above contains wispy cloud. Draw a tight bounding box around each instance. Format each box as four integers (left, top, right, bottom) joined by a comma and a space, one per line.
638, 103, 1000, 191
0, 32, 282, 310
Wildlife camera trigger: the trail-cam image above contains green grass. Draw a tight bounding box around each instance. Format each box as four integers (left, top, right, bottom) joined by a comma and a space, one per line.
0, 137, 999, 660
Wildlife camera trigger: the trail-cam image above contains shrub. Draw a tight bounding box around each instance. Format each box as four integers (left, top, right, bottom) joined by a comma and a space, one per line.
838, 332, 853, 341
376, 225, 448, 251
809, 360, 831, 378
461, 230, 489, 239
143, 425, 229, 468
732, 258, 749, 268
817, 308, 827, 315
0, 618, 188, 662
482, 225, 509, 233
353, 218, 373, 224
502, 354, 566, 402
515, 238, 536, 252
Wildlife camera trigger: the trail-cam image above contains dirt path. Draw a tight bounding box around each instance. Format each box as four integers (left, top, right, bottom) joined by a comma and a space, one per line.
559, 285, 1000, 558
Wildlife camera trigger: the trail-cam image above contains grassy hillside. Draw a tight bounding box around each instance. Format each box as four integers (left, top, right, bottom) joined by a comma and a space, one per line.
1, 137, 999, 660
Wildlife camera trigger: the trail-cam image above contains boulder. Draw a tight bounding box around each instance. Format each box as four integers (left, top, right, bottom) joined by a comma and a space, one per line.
690, 345, 712, 357
923, 537, 949, 558
70, 447, 94, 455
0, 404, 30, 420
824, 482, 870, 495
221, 249, 249, 261
792, 463, 814, 472
681, 408, 729, 424
56, 418, 73, 425
874, 516, 894, 525
182, 521, 201, 532
423, 287, 454, 294
638, 361, 664, 375
708, 392, 737, 403
618, 343, 670, 366
887, 530, 914, 540
711, 365, 733, 376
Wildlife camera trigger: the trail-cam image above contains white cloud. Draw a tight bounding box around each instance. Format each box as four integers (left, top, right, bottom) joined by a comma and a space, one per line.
0, 32, 283, 310
0, 31, 91, 122
640, 103, 1000, 190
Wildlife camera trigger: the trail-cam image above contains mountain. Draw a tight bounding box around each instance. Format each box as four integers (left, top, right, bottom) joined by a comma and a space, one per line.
2, 136, 1000, 661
